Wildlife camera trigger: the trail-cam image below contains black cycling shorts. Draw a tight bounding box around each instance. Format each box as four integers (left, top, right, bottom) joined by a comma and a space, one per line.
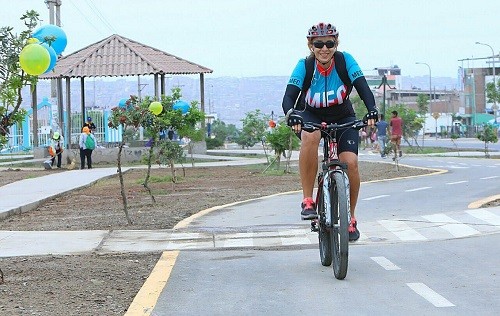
295, 110, 359, 155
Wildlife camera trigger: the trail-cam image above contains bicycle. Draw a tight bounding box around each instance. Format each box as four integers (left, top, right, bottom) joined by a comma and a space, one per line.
303, 119, 366, 280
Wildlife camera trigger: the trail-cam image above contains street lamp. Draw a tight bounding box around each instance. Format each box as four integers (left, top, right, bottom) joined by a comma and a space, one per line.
416, 62, 432, 145
476, 42, 497, 121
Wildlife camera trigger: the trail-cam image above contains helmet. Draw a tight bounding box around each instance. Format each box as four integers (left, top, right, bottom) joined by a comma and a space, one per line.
307, 22, 338, 38
87, 116, 92, 121
53, 132, 60, 139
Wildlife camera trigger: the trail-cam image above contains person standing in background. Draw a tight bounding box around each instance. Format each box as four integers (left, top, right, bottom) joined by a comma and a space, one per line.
79, 126, 96, 169
375, 114, 389, 158
389, 110, 403, 158
82, 116, 96, 133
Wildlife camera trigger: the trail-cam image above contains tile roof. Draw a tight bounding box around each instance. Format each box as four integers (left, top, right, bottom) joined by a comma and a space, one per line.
40, 34, 213, 79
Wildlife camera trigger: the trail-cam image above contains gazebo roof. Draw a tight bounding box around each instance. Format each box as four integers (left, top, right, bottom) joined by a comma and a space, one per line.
39, 34, 213, 79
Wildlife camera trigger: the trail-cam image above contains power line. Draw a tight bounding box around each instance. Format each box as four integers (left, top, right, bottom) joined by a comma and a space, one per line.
84, 0, 117, 34
67, 0, 105, 36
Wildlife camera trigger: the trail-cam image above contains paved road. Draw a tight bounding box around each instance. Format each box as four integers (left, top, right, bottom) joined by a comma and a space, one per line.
144, 154, 499, 316
1, 150, 499, 314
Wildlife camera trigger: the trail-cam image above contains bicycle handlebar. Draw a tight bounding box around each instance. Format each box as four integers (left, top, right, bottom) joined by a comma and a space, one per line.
302, 119, 367, 133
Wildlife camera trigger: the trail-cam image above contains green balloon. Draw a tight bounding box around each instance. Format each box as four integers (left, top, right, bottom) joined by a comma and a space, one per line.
149, 101, 163, 115
19, 43, 50, 76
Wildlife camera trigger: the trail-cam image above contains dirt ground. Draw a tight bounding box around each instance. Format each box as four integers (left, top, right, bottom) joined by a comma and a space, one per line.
0, 161, 494, 315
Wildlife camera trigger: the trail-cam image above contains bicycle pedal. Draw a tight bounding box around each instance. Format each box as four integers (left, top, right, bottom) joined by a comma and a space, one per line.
310, 221, 319, 232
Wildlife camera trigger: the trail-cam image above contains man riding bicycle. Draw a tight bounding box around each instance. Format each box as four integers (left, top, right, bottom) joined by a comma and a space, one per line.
281, 22, 377, 241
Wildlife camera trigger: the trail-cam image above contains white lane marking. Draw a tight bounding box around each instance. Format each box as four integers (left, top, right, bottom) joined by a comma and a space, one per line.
421, 214, 480, 238
363, 195, 390, 201
279, 230, 312, 246
480, 176, 499, 179
466, 209, 500, 226
407, 283, 455, 307
221, 233, 255, 248
370, 256, 401, 270
405, 187, 432, 192
446, 181, 468, 185
378, 220, 427, 241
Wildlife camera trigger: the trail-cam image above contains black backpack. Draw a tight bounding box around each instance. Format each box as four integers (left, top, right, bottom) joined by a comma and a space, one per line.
295, 51, 352, 110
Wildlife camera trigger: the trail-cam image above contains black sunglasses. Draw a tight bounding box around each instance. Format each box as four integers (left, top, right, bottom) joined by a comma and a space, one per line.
313, 40, 336, 49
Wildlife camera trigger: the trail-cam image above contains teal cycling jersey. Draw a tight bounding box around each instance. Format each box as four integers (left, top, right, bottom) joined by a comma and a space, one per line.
287, 51, 364, 109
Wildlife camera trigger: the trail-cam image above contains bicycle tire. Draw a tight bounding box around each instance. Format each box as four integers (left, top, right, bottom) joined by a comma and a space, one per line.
331, 171, 349, 279
317, 180, 332, 266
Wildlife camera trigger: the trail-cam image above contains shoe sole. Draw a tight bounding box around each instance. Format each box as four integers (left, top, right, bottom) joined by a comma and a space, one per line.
301, 214, 318, 220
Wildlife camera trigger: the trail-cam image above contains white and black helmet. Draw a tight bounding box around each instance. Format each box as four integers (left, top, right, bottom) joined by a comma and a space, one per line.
307, 22, 338, 38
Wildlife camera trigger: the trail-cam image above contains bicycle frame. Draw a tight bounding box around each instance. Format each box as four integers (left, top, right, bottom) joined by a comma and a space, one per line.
303, 120, 365, 279
316, 129, 349, 227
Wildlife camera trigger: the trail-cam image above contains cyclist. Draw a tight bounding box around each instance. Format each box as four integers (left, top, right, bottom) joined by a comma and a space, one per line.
282, 22, 377, 241
389, 110, 403, 158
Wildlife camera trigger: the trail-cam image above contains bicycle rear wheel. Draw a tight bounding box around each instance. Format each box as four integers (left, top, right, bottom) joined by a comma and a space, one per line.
330, 171, 349, 279
317, 182, 332, 266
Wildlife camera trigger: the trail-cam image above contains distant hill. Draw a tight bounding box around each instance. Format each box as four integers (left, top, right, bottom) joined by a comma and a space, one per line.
22, 75, 458, 127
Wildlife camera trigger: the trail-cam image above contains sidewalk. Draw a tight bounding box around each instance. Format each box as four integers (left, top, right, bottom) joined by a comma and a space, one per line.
0, 151, 280, 221
0, 151, 287, 256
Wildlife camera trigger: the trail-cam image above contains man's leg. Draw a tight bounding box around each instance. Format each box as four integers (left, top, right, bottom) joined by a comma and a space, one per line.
57, 153, 62, 168
380, 136, 386, 156
339, 152, 360, 217
79, 149, 85, 169
299, 130, 321, 199
86, 150, 92, 169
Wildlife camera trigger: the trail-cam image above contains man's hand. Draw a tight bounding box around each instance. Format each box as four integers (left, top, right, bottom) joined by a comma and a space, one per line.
365, 109, 379, 127
286, 110, 303, 133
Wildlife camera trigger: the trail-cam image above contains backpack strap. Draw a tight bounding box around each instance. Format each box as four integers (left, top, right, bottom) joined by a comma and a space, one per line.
334, 51, 353, 96
295, 55, 315, 110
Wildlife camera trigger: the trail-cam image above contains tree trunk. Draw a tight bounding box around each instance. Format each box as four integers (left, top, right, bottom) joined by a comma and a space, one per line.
117, 140, 132, 225
143, 138, 156, 203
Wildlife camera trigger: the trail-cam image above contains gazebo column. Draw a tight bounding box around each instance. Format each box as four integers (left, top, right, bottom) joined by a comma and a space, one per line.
160, 74, 165, 96
57, 78, 64, 135
80, 77, 85, 127
154, 74, 159, 99
200, 73, 205, 128
65, 77, 72, 149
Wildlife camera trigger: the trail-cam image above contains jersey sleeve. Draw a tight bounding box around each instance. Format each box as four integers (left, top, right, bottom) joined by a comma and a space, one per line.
287, 58, 307, 89
343, 51, 364, 83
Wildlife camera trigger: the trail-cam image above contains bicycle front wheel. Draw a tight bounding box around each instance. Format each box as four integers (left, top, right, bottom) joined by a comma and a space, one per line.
317, 183, 332, 266
330, 171, 349, 280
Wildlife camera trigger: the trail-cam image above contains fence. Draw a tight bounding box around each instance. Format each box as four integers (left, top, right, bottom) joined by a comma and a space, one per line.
2, 99, 123, 154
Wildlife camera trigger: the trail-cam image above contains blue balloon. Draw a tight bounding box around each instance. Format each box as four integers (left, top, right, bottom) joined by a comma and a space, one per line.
173, 100, 190, 114
41, 43, 57, 73
33, 24, 67, 55
118, 98, 128, 108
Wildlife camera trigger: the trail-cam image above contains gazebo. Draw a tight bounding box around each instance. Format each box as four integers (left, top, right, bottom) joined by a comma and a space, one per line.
37, 34, 213, 149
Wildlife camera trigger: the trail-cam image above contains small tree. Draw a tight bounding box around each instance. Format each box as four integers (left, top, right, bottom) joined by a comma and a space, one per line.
175, 101, 205, 166
0, 11, 40, 149
476, 124, 498, 158
152, 139, 186, 188
108, 96, 151, 224
265, 120, 300, 172
236, 109, 268, 149
485, 80, 500, 106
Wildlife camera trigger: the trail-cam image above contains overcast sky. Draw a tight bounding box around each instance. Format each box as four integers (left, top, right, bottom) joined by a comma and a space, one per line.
2, 0, 499, 79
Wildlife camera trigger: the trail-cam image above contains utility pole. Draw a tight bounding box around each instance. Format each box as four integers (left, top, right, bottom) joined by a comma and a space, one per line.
45, 0, 63, 135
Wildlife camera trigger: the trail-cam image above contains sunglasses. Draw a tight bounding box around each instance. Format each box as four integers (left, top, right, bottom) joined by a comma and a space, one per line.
313, 40, 336, 49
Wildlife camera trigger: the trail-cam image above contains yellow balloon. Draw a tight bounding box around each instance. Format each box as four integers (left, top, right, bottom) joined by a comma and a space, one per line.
149, 101, 163, 115
19, 43, 50, 76
27, 38, 39, 44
